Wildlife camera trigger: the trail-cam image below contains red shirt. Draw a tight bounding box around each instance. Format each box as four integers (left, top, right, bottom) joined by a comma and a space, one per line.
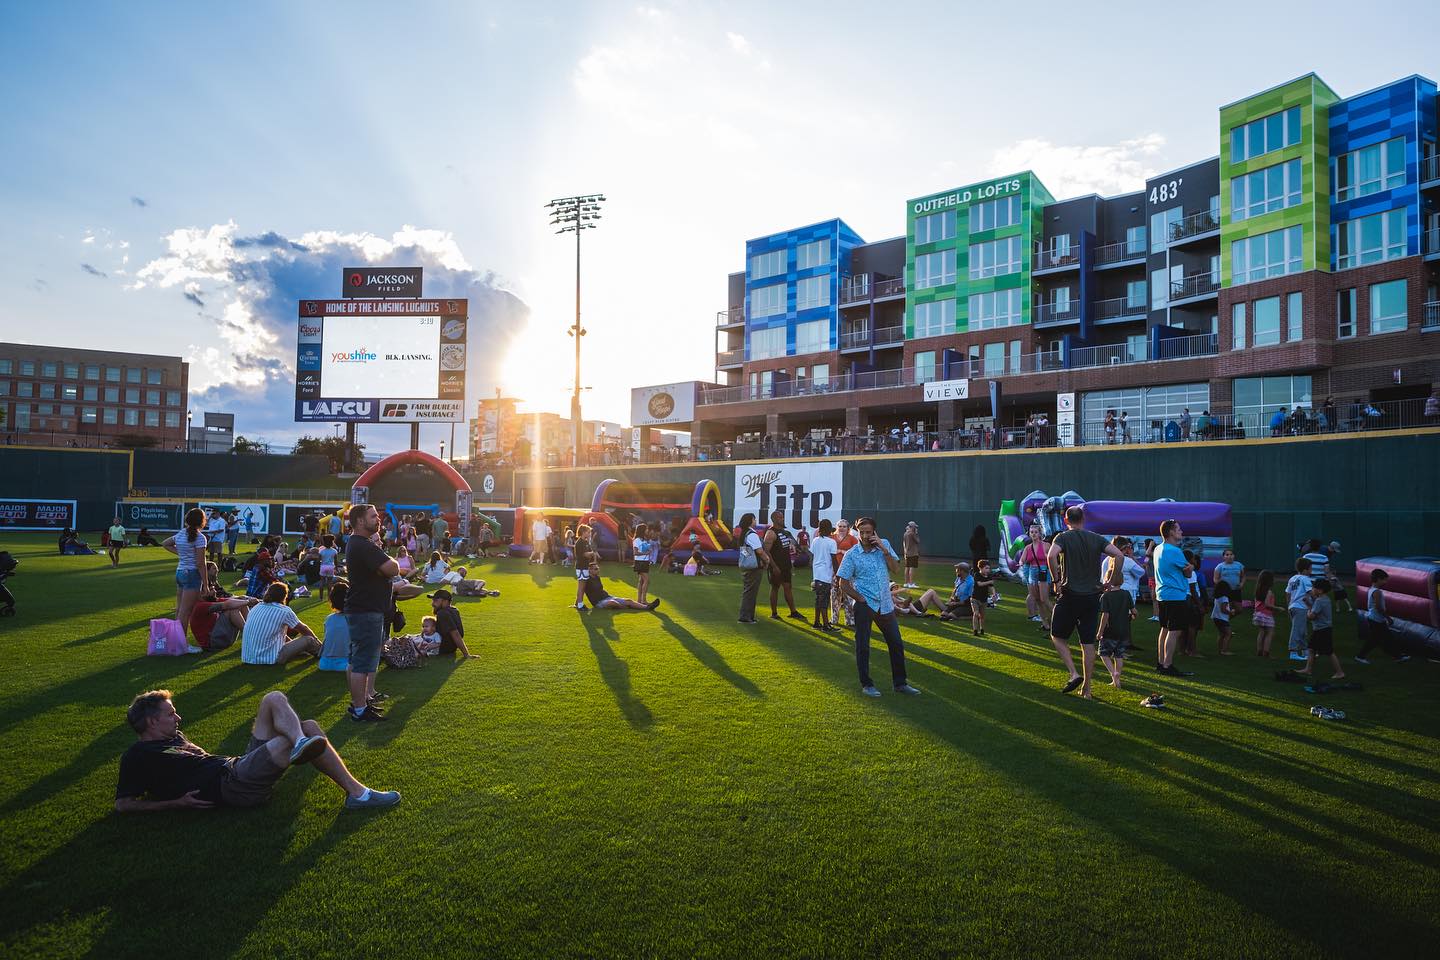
832, 533, 858, 570
189, 601, 225, 650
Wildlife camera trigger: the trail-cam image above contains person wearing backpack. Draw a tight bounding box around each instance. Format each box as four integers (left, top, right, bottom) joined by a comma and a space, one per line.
734, 513, 772, 624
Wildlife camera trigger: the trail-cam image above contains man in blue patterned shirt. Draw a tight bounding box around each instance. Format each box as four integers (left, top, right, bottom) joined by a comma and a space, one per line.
836, 517, 921, 698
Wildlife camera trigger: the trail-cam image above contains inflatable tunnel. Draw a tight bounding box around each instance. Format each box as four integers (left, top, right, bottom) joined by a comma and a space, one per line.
1355, 557, 1440, 657
352, 449, 472, 528
582, 478, 734, 561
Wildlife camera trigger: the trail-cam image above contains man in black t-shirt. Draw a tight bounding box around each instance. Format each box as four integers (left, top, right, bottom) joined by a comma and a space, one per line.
1045, 506, 1126, 699
425, 589, 474, 658
115, 689, 399, 812
344, 504, 400, 722
580, 561, 660, 612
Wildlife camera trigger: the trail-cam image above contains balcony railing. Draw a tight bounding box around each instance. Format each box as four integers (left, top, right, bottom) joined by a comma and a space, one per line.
1423, 154, 1440, 184
1068, 342, 1138, 369
1423, 300, 1440, 331
840, 325, 905, 350
1169, 209, 1221, 243
716, 348, 744, 366
841, 274, 905, 304
1092, 238, 1147, 266
1034, 241, 1079, 271
1034, 301, 1082, 326
716, 307, 744, 327
1093, 296, 1148, 321
1154, 332, 1219, 361
1425, 226, 1440, 256
1170, 271, 1220, 301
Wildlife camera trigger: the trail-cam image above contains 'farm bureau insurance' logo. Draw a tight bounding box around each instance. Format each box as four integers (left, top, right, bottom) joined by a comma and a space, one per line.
332, 347, 377, 363
647, 392, 675, 419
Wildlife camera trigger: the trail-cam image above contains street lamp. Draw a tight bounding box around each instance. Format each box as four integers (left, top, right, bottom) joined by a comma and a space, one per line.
546, 193, 605, 469
186, 410, 192, 453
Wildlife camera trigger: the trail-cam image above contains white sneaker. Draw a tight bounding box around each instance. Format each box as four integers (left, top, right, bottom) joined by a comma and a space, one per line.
1028, 615, 1043, 623
860, 685, 881, 698
573, 602, 585, 611
1353, 656, 1371, 665
186, 644, 203, 654
1289, 652, 1307, 662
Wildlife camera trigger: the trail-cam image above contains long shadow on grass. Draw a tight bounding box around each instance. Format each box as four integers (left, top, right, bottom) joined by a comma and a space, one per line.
745, 622, 1440, 956
654, 612, 762, 698
580, 613, 654, 730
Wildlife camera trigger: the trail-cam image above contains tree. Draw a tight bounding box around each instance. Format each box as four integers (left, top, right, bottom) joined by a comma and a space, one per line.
231, 435, 268, 455
291, 434, 364, 472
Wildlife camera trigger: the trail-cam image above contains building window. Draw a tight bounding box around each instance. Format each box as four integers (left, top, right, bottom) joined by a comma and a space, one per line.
0, 381, 7, 396
795, 276, 830, 311
63, 363, 78, 379
811, 364, 830, 389
125, 368, 141, 383
41, 361, 57, 378
983, 342, 1006, 376
103, 408, 118, 425
1053, 287, 1071, 312
1151, 268, 1168, 310
166, 390, 181, 407
165, 411, 181, 428
1126, 334, 1147, 362
1232, 303, 1247, 350
915, 351, 937, 384
1337, 288, 1357, 338
145, 410, 160, 427
1126, 225, 1147, 255
59, 404, 75, 417
124, 388, 139, 404
1051, 234, 1072, 258
1335, 137, 1406, 202
1370, 279, 1407, 334
84, 364, 98, 380
1230, 106, 1302, 163
750, 282, 786, 318
39, 383, 56, 399
61, 384, 78, 400
104, 386, 119, 403
1287, 292, 1303, 341
82, 407, 97, 424
146, 369, 164, 385
968, 289, 1023, 330
1009, 339, 1021, 372
123, 409, 140, 426
1253, 296, 1281, 346
969, 195, 1021, 232
17, 382, 33, 398
913, 298, 955, 338
15, 406, 29, 431
1231, 158, 1303, 220
1336, 208, 1406, 269
915, 251, 955, 289
914, 211, 956, 244
1231, 225, 1303, 283
794, 319, 829, 355
105, 366, 120, 382
1081, 383, 1210, 443
749, 249, 785, 280
145, 389, 160, 405
1234, 375, 1312, 425
1125, 280, 1147, 309
749, 326, 787, 360
20, 361, 35, 376
1150, 207, 1181, 251
968, 236, 1021, 279
0, 360, 10, 374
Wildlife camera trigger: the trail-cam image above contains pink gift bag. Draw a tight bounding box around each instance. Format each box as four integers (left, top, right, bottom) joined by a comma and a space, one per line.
147, 618, 189, 656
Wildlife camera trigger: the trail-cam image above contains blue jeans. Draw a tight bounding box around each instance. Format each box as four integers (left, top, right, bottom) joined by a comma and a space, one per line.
346, 611, 385, 674
853, 601, 908, 689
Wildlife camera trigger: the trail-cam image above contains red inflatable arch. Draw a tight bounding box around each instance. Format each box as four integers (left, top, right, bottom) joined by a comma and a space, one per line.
352, 449, 472, 513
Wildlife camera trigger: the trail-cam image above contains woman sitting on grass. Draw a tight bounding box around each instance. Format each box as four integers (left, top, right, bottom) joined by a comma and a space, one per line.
890, 582, 947, 616
422, 551, 449, 585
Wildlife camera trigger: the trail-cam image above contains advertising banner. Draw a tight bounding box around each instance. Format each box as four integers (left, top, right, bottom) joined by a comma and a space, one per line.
115, 501, 184, 530
732, 461, 843, 532
0, 498, 77, 529
377, 400, 465, 422
630, 382, 699, 426
282, 504, 345, 535
922, 378, 970, 402
342, 266, 423, 299
197, 502, 269, 536
1056, 392, 1076, 448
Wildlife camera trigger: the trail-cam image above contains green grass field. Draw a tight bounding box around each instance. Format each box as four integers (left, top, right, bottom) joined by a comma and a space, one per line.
1, 532, 1437, 959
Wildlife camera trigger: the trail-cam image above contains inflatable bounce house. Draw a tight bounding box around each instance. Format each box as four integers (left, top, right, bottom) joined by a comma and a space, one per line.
351, 449, 473, 539
508, 506, 590, 558
998, 490, 1233, 579
1355, 557, 1440, 657
582, 479, 734, 562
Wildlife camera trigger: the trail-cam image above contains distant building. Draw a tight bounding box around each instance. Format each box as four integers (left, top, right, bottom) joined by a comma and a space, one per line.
468, 395, 523, 456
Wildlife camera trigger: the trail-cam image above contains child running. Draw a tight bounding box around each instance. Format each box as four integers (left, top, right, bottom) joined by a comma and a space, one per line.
1356, 568, 1411, 664
809, 519, 838, 631
631, 523, 654, 605
1212, 582, 1235, 655
1297, 580, 1344, 681
1096, 580, 1135, 690
1251, 570, 1277, 657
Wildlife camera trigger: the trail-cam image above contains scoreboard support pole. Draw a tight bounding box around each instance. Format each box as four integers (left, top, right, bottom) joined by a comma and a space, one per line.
345, 423, 357, 471
409, 423, 420, 451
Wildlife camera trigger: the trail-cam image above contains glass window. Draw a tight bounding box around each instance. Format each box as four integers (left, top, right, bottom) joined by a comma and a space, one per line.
166, 390, 181, 407
1334, 137, 1407, 202
1126, 225, 1146, 255
1253, 296, 1281, 346
795, 276, 829, 311
914, 211, 956, 244
39, 383, 55, 399
968, 289, 1023, 330
103, 407, 118, 425
59, 404, 75, 417
1337, 288, 1357, 338
1150, 207, 1182, 250
1051, 234, 1071, 257
1232, 303, 1246, 350
41, 361, 57, 378
1231, 158, 1303, 220
146, 369, 163, 385
165, 411, 181, 428
125, 368, 141, 383
0, 360, 10, 374
17, 382, 33, 397
750, 282, 787, 318
913, 298, 955, 338
1151, 269, 1168, 309
104, 386, 119, 403
1125, 333, 1148, 362
35, 403, 53, 416
0, 381, 7, 396
1370, 279, 1407, 334
1231, 225, 1303, 283
811, 364, 830, 389
15, 406, 30, 431
749, 326, 787, 360
983, 342, 1006, 376
1336, 208, 1406, 269
1286, 292, 1303, 341
105, 366, 120, 382
1231, 106, 1302, 163
84, 364, 98, 380
915, 351, 937, 384
794, 319, 829, 355
61, 384, 78, 400
967, 236, 1021, 279
1053, 287, 1071, 312
915, 251, 955, 289
20, 361, 35, 375
1125, 280, 1147, 308
145, 389, 160, 405
969, 195, 1021, 232
144, 410, 160, 427
82, 407, 97, 424
63, 363, 78, 379
1234, 376, 1312, 424
749, 249, 785, 280
123, 409, 139, 426
1081, 382, 1210, 443
124, 388, 139, 404
1009, 339, 1021, 372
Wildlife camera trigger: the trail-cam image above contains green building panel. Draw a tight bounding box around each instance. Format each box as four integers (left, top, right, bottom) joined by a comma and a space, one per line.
1218, 74, 1338, 287
904, 171, 1052, 337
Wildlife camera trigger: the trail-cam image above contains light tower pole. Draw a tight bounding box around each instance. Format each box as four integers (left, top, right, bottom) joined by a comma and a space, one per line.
546, 193, 605, 468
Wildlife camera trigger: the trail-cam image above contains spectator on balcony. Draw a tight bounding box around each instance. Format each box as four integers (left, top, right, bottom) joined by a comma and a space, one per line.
1362, 402, 1383, 429
1322, 396, 1339, 432
1179, 408, 1192, 441
1425, 390, 1440, 424
1103, 410, 1117, 444
1289, 405, 1310, 435
1119, 411, 1132, 444
1269, 406, 1287, 437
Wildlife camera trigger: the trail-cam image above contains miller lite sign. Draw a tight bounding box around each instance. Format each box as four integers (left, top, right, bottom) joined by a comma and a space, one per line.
732, 461, 843, 532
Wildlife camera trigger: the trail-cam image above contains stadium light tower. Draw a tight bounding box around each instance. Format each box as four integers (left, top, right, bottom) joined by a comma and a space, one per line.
546, 193, 605, 468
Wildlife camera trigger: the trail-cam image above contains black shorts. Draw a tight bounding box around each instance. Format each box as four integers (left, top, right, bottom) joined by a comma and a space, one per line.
1052, 592, 1101, 644
1310, 626, 1335, 655
633, 560, 651, 574
1158, 600, 1190, 630
769, 564, 792, 586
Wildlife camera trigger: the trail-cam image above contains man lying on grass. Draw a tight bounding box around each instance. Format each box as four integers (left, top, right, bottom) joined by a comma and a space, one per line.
115, 689, 400, 812
580, 560, 661, 612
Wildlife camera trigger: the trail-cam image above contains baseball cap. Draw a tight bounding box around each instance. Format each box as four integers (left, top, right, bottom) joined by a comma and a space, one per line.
425, 589, 453, 601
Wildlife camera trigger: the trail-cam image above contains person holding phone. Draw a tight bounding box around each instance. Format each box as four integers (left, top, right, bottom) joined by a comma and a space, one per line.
835, 517, 921, 699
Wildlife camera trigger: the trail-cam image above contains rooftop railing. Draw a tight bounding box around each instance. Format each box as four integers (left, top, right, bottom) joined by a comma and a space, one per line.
716, 307, 744, 326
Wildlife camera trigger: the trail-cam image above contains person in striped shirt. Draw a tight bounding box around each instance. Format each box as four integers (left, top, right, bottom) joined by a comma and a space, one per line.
240, 583, 320, 666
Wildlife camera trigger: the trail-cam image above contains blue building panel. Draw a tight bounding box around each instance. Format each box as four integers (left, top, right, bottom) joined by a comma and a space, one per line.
742, 218, 864, 360
1328, 75, 1437, 263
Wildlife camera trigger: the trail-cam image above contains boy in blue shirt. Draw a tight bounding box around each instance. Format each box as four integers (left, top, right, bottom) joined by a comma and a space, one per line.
1153, 519, 1193, 677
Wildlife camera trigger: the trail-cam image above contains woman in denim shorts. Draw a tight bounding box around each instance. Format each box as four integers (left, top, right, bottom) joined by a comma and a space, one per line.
164, 508, 210, 647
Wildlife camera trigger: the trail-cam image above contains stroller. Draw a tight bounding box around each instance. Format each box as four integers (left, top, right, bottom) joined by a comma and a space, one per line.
0, 550, 17, 617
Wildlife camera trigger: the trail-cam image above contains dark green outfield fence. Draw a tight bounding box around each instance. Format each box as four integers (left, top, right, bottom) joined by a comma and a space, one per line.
4, 431, 1437, 574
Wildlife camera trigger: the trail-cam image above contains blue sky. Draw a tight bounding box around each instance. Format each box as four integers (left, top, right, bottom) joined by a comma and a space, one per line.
4, 0, 1438, 453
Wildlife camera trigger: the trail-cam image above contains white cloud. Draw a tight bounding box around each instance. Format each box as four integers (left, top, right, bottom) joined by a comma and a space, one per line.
726, 31, 750, 55
987, 134, 1167, 199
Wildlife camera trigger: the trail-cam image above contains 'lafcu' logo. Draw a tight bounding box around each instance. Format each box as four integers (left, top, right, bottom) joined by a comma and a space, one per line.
332, 347, 377, 363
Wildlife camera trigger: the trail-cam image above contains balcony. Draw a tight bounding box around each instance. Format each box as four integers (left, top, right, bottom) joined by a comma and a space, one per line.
1092, 296, 1148, 323
1154, 332, 1219, 361
1092, 238, 1147, 268
1168, 209, 1221, 245
1424, 300, 1440, 332
716, 348, 744, 367
1423, 154, 1440, 186
1034, 301, 1082, 327
1426, 226, 1440, 260
1068, 342, 1141, 369
840, 274, 906, 305
1033, 240, 1079, 272
840, 325, 905, 351
1169, 271, 1220, 303
716, 307, 744, 328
